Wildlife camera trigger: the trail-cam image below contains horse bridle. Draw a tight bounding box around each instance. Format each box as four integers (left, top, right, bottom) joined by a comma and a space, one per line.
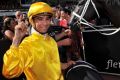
70, 0, 120, 36
69, 0, 100, 24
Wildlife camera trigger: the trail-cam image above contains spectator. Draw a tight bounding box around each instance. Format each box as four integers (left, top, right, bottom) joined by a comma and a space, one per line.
2, 17, 17, 41
51, 7, 60, 26
15, 11, 24, 23
59, 9, 68, 28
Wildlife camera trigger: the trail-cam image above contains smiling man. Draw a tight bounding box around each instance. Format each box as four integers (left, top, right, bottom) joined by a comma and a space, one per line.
2, 2, 63, 80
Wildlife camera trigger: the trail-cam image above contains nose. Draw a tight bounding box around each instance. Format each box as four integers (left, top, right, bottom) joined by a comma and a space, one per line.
41, 18, 50, 26
42, 19, 48, 26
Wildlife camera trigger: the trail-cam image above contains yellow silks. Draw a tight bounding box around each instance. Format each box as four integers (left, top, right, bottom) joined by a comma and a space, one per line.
2, 32, 64, 80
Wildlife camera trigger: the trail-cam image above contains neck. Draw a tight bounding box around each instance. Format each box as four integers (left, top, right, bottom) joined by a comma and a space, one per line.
31, 27, 48, 35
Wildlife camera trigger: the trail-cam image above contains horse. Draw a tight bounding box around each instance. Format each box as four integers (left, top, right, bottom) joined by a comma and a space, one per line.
69, 0, 120, 28
63, 0, 120, 80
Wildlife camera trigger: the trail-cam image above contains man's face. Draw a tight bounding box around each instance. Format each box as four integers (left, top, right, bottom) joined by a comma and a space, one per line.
33, 14, 52, 33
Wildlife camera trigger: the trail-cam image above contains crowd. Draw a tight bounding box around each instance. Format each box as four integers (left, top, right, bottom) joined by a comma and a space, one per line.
0, 2, 83, 80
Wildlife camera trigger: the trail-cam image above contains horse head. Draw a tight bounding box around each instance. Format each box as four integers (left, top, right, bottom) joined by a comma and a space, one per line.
70, 0, 120, 28
100, 0, 120, 27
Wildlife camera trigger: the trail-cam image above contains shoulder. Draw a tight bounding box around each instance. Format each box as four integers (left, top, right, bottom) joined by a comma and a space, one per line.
4, 30, 14, 35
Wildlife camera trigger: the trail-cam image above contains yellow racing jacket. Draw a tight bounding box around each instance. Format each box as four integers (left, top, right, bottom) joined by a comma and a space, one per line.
2, 32, 63, 80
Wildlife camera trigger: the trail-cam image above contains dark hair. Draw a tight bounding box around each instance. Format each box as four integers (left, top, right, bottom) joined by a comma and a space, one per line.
61, 8, 71, 15
2, 17, 14, 33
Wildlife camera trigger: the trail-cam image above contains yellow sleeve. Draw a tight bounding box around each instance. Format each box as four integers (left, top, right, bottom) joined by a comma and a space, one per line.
2, 45, 23, 79
2, 41, 32, 79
